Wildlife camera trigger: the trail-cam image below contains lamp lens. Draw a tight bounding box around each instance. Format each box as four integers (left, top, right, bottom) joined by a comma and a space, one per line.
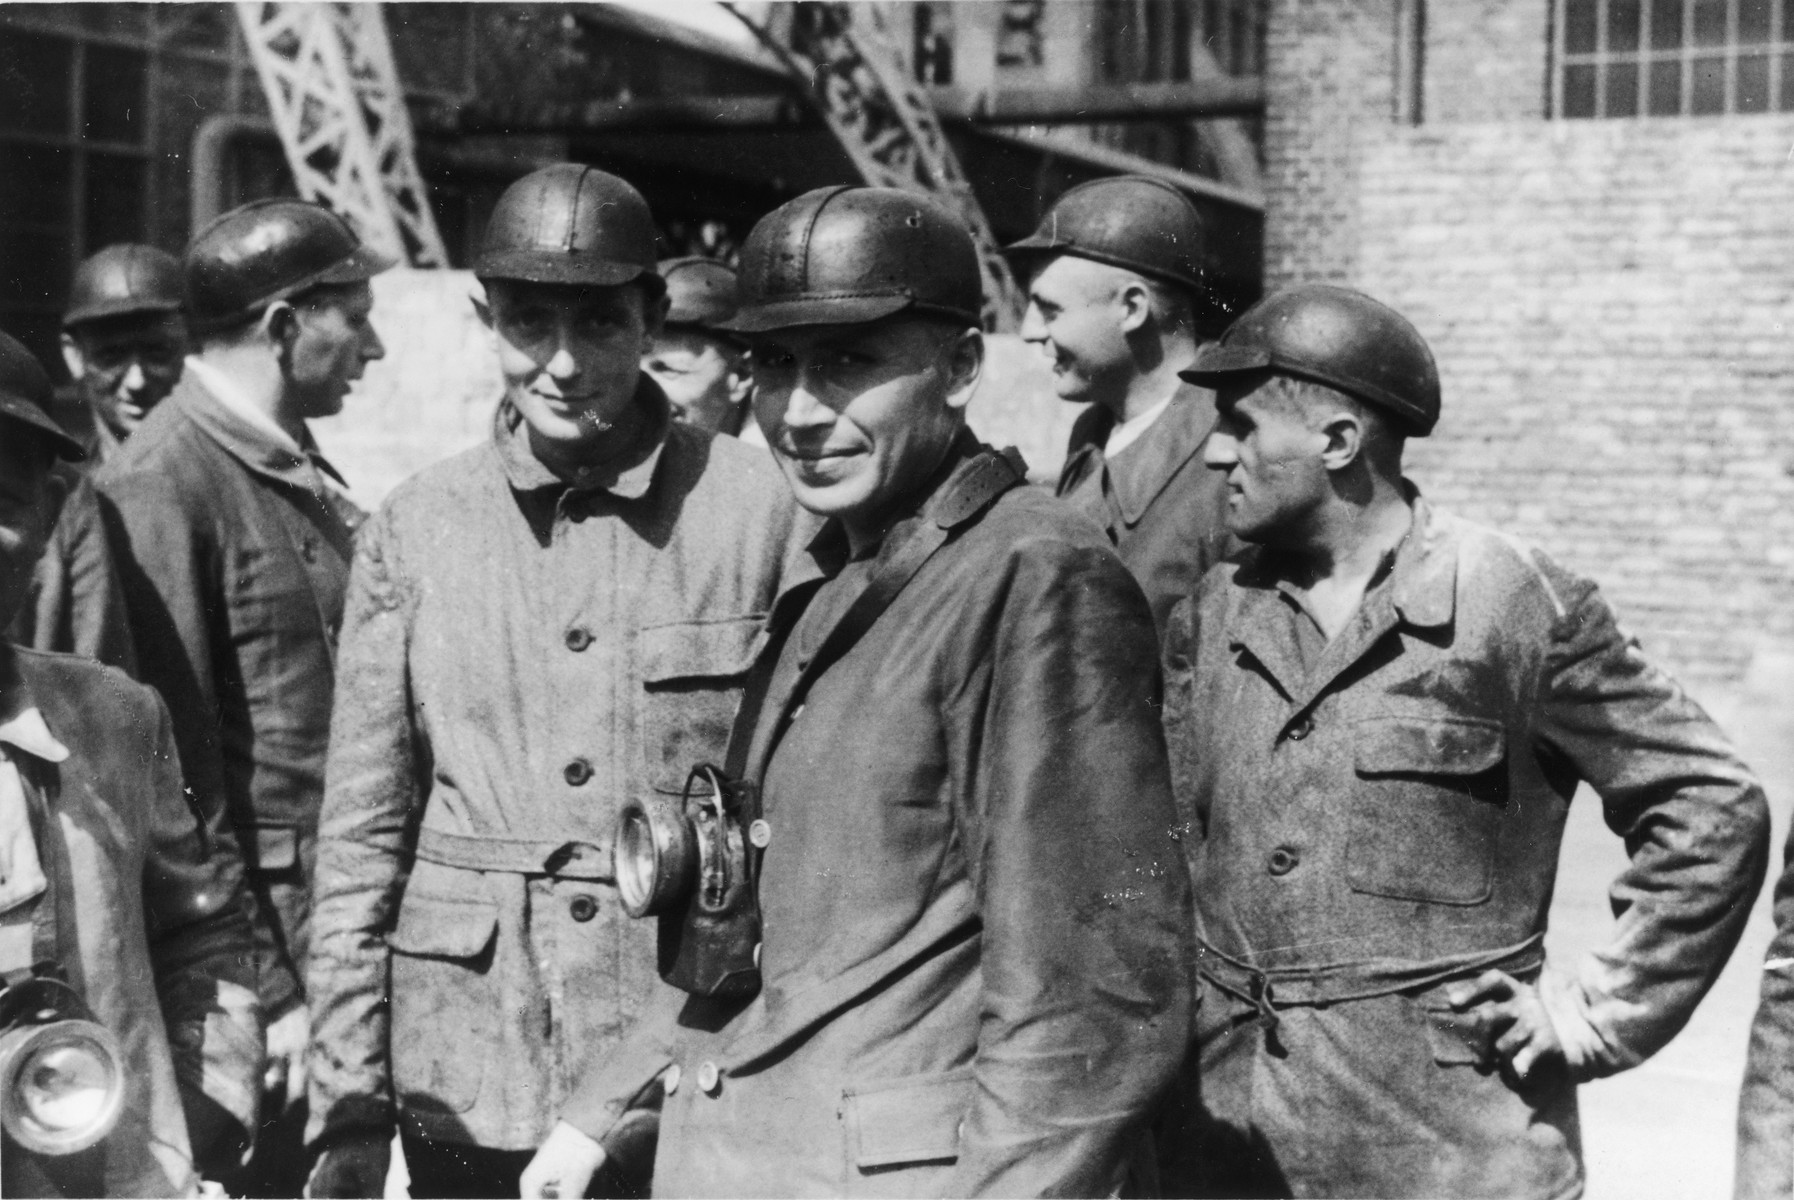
21, 1038, 113, 1133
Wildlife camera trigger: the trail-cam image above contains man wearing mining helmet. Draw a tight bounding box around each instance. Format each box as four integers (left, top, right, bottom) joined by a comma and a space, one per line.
304, 164, 807, 1198
641, 256, 756, 440
0, 330, 258, 1198
523, 185, 1191, 1198
1007, 174, 1235, 636
1156, 282, 1769, 1197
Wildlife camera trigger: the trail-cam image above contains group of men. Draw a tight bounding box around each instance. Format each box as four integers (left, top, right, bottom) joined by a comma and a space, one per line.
2, 154, 1792, 1200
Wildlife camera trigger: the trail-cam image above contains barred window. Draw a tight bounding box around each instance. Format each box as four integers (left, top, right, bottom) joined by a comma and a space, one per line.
1554, 0, 1794, 117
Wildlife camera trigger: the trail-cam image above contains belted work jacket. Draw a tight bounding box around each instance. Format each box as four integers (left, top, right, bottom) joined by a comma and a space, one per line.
562, 436, 1194, 1198
10, 464, 138, 673
1737, 824, 1794, 1198
1057, 382, 1233, 636
3, 645, 260, 1197
304, 384, 809, 1154
1158, 493, 1769, 1198
97, 375, 361, 1017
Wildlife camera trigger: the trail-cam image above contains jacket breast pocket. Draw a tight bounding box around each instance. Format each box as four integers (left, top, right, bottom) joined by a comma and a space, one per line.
1346, 715, 1507, 906
843, 1067, 972, 1178
388, 862, 499, 1116
638, 618, 760, 793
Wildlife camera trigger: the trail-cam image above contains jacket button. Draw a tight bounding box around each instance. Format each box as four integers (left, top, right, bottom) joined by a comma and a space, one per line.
697, 1060, 720, 1094
565, 627, 592, 652
1267, 846, 1300, 876
564, 759, 592, 786
1287, 717, 1313, 741
569, 894, 598, 922
748, 819, 771, 848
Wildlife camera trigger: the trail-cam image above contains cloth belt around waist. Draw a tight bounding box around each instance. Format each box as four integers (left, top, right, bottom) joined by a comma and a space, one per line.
1195, 932, 1547, 1024
412, 827, 614, 883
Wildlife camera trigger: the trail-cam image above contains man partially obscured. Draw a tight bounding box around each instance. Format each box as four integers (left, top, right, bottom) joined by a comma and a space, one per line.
642, 256, 755, 439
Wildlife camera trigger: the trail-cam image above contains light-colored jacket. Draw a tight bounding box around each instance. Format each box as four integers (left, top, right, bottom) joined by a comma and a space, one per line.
305, 385, 809, 1154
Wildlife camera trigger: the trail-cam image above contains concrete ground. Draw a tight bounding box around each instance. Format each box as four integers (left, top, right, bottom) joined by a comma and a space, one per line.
1559, 652, 1794, 1200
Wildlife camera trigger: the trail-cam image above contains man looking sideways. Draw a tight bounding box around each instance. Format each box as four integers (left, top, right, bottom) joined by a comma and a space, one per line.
523, 185, 1191, 1199
641, 256, 754, 438
304, 164, 805, 1199
1157, 283, 1769, 1198
1008, 174, 1234, 634
97, 199, 390, 1197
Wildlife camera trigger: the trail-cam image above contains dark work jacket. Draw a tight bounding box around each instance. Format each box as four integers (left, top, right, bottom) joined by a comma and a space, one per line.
563, 437, 1194, 1198
305, 387, 811, 1153
1159, 494, 1769, 1198
96, 376, 361, 1016
1056, 382, 1233, 637
5, 645, 259, 1196
1737, 826, 1794, 1198
10, 464, 138, 673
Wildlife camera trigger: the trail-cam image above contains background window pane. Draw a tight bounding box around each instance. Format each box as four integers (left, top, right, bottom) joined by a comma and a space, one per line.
1690, 54, 1727, 109
1607, 61, 1642, 113
1779, 50, 1794, 106
1566, 0, 1599, 53
84, 44, 146, 144
0, 142, 72, 226
1738, 53, 1772, 108
1610, 0, 1644, 51
84, 153, 145, 248
1564, 63, 1599, 115
1692, 0, 1730, 45
1650, 58, 1685, 111
0, 227, 73, 309
1651, 0, 1686, 48
0, 31, 72, 135
1740, 0, 1775, 40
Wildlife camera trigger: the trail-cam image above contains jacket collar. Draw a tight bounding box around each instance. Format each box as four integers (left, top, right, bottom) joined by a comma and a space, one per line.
173, 369, 347, 492
1227, 488, 1455, 712
1060, 383, 1216, 526
0, 651, 67, 766
494, 373, 672, 500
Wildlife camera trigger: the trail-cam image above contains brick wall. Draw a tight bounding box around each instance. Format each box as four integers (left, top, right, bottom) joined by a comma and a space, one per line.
1263, 0, 1794, 683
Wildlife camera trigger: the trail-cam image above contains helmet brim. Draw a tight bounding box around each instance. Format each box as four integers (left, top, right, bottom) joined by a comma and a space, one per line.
723, 293, 980, 334
1177, 343, 1273, 386
0, 391, 86, 462
1005, 239, 1205, 295
62, 295, 183, 329
474, 251, 655, 289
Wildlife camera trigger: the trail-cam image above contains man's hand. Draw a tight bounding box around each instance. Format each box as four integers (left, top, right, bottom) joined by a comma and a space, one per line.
305, 1131, 391, 1199
1446, 969, 1566, 1083
520, 1120, 608, 1199
264, 1002, 310, 1111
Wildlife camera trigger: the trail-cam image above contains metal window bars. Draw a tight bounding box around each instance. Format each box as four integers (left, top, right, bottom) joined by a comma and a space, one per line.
1552, 0, 1794, 118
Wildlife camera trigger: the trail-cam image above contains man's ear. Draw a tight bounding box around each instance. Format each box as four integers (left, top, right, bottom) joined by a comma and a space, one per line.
1318, 411, 1365, 472
1116, 279, 1153, 336
726, 357, 754, 407
59, 333, 85, 382
942, 327, 984, 413
261, 301, 298, 351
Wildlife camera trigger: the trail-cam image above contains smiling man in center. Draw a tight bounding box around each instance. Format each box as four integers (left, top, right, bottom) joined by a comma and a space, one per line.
523, 184, 1192, 1199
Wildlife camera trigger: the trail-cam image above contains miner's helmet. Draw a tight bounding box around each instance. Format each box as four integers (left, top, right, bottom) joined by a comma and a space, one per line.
725, 186, 982, 334
183, 199, 393, 334
0, 334, 88, 462
658, 257, 740, 332
477, 164, 663, 295
1005, 174, 1208, 295
1180, 283, 1442, 436
62, 244, 183, 329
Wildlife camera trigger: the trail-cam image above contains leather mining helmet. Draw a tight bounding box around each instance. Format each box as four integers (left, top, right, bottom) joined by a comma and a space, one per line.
1179, 283, 1442, 436
62, 244, 183, 329
1006, 174, 1207, 294
659, 257, 740, 332
477, 163, 662, 291
0, 333, 88, 462
183, 199, 393, 334
724, 186, 982, 334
